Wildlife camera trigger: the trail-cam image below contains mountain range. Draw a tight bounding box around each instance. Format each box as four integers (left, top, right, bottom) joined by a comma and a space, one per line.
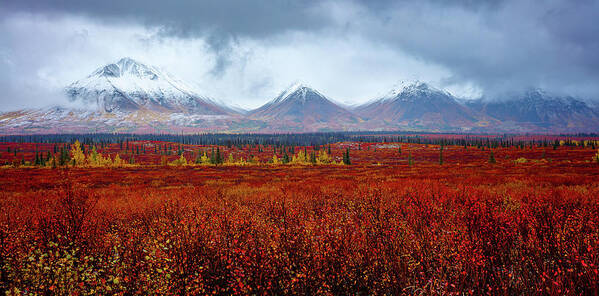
1, 58, 598, 134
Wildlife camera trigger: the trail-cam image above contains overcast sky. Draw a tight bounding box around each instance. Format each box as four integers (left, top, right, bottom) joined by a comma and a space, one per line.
1, 0, 598, 110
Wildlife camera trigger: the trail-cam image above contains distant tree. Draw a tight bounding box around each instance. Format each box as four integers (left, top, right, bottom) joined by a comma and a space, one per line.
89, 146, 99, 165
317, 150, 332, 164
70, 140, 86, 166
489, 150, 496, 164
439, 146, 444, 165
343, 147, 351, 165
217, 147, 224, 165
61, 147, 70, 166
195, 150, 202, 164
408, 152, 414, 167
282, 150, 290, 164
290, 149, 309, 165
304, 147, 308, 161
398, 146, 402, 155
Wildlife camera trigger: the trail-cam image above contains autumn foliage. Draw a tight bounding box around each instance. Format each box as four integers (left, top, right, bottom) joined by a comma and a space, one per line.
0, 137, 598, 294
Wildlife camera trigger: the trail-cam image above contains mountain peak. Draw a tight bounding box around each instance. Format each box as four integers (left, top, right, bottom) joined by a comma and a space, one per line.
249, 82, 360, 128
92, 57, 158, 79
381, 80, 443, 100
66, 58, 235, 115
116, 57, 139, 66
272, 82, 324, 104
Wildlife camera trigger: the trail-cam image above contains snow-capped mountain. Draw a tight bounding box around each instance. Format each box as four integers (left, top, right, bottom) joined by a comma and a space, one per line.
466, 89, 599, 132
354, 81, 485, 131
66, 57, 235, 115
3, 68, 599, 134
248, 83, 361, 131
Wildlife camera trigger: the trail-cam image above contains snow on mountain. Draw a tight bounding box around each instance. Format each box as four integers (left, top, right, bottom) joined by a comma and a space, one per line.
4, 71, 599, 134
466, 89, 599, 132
249, 83, 361, 131
65, 57, 235, 115
0, 105, 249, 135
354, 81, 484, 131
378, 80, 448, 102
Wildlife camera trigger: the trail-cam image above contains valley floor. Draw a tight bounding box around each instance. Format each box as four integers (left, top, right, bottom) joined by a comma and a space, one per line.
0, 143, 598, 294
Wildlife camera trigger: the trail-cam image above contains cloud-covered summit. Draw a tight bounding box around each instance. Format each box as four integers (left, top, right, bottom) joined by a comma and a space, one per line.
1, 0, 598, 111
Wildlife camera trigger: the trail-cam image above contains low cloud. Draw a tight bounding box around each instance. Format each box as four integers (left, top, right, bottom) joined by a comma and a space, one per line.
1, 0, 598, 111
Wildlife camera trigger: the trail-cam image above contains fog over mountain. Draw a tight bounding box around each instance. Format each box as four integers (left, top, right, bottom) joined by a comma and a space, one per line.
2, 0, 599, 112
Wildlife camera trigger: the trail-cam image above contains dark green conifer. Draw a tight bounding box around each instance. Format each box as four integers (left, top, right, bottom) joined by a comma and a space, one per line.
489, 150, 496, 164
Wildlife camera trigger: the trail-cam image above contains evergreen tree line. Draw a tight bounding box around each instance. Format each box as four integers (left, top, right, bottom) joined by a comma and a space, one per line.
1, 132, 597, 150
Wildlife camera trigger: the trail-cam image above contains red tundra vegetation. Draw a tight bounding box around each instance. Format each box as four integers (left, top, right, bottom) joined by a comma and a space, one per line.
0, 137, 598, 294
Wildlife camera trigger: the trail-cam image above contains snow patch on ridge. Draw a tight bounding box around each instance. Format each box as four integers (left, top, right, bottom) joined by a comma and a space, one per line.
380, 80, 447, 101
271, 82, 327, 104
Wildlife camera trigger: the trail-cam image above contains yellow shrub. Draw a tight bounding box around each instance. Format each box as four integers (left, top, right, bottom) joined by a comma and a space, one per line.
316, 151, 332, 164
271, 154, 281, 165
200, 152, 211, 165
169, 154, 188, 166
113, 154, 125, 167
290, 150, 310, 165
514, 157, 528, 164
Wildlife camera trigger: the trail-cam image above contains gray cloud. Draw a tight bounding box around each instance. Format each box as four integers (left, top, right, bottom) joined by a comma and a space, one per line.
2, 0, 329, 40
2, 0, 332, 78
0, 0, 598, 111
344, 0, 599, 98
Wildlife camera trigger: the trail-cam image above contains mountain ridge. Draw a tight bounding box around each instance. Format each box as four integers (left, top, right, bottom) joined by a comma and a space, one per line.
1, 59, 599, 134
248, 83, 362, 132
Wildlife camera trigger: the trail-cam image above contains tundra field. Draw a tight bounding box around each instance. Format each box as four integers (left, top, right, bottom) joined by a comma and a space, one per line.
1, 136, 599, 295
